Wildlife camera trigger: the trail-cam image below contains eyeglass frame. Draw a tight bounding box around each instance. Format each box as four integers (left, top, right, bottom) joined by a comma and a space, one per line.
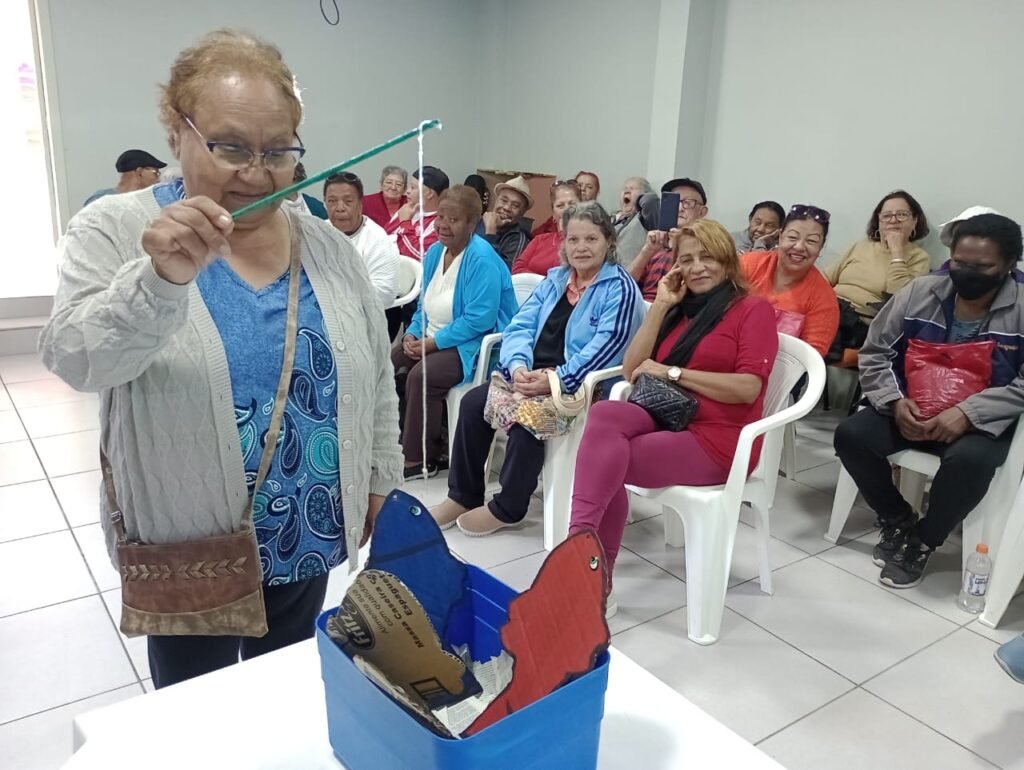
879, 210, 913, 223
181, 114, 306, 171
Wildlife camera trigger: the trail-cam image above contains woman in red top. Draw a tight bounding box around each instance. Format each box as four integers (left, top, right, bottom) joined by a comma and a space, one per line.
568, 219, 778, 609
511, 181, 581, 275
362, 165, 407, 227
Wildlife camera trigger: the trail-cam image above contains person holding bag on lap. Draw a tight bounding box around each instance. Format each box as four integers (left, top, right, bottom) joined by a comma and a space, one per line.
567, 220, 778, 615
834, 213, 1024, 588
430, 201, 644, 536
39, 30, 403, 688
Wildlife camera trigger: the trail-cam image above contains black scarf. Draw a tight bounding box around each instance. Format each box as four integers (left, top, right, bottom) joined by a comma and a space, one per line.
655, 282, 738, 367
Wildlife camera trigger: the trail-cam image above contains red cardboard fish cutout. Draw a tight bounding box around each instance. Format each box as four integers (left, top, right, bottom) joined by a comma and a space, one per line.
465, 530, 610, 736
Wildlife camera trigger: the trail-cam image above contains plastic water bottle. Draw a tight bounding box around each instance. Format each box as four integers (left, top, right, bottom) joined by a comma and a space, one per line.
957, 543, 992, 614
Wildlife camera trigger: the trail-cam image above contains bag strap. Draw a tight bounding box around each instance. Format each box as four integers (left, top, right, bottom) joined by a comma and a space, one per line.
546, 370, 588, 417
103, 220, 303, 543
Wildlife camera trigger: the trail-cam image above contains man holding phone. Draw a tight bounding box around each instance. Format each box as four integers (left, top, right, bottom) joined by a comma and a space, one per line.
626, 177, 708, 300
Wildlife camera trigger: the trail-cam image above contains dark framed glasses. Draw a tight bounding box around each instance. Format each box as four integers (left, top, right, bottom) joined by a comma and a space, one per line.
789, 204, 831, 224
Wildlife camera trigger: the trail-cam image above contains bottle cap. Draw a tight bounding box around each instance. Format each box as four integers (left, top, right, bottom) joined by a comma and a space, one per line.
976, 543, 989, 554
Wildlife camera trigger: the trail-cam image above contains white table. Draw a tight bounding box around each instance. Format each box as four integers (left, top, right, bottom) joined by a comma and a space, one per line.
65, 640, 783, 769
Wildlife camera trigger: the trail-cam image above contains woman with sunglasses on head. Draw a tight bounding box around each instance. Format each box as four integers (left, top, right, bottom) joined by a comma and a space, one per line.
40, 30, 403, 688
823, 191, 931, 359
740, 204, 840, 357
568, 220, 778, 615
511, 181, 583, 276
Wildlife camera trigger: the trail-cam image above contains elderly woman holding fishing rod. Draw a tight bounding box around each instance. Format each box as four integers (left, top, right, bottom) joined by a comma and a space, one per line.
40, 29, 404, 689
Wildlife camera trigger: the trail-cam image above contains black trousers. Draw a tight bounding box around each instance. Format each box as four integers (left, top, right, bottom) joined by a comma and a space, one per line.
833, 407, 1013, 548
147, 572, 330, 689
448, 383, 546, 524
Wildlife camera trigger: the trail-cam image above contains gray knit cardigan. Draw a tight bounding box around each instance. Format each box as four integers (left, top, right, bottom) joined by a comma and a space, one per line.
40, 188, 404, 573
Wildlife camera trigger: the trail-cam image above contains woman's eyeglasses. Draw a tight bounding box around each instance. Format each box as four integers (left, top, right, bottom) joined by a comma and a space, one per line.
182, 115, 305, 171
879, 210, 913, 223
553, 179, 581, 189
789, 204, 831, 224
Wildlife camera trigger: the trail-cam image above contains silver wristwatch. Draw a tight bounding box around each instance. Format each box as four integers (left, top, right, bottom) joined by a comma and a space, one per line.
667, 366, 682, 382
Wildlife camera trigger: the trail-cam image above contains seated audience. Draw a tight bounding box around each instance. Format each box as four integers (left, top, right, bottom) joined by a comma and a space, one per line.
431, 201, 645, 535
615, 191, 660, 267
732, 200, 785, 254
575, 170, 600, 202
483, 175, 534, 268
627, 177, 708, 300
826, 190, 930, 319
532, 178, 580, 236
392, 186, 518, 479
613, 176, 654, 229
84, 149, 166, 207
512, 181, 582, 276
741, 204, 839, 357
386, 165, 449, 261
282, 162, 328, 219
362, 165, 408, 227
567, 220, 778, 612
324, 171, 399, 308
834, 213, 1024, 588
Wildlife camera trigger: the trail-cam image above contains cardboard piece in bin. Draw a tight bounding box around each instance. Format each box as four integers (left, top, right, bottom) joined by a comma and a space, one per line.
367, 489, 469, 641
465, 530, 610, 736
328, 570, 474, 710
353, 655, 455, 739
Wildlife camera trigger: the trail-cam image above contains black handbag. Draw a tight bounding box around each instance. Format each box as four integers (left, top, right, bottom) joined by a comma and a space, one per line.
628, 373, 699, 432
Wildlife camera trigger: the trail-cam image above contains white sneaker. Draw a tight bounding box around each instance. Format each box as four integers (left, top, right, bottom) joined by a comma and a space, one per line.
605, 590, 618, 620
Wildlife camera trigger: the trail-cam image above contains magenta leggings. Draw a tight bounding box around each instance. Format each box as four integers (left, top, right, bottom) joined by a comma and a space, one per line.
568, 400, 729, 577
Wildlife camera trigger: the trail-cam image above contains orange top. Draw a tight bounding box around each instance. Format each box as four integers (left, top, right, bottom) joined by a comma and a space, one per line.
741, 250, 840, 357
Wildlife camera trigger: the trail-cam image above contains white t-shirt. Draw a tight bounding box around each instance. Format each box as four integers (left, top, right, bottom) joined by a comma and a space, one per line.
423, 249, 464, 337
347, 215, 399, 308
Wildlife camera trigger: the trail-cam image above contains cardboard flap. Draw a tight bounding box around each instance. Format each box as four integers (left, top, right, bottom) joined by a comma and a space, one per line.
465, 530, 610, 735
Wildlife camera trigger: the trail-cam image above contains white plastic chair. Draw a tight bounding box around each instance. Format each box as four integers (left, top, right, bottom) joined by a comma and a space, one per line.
445, 333, 502, 458
826, 417, 1024, 574
981, 477, 1024, 629
512, 273, 543, 306
614, 334, 826, 645
388, 256, 422, 310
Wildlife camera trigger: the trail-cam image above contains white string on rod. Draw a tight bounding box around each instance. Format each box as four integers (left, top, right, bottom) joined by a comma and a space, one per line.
417, 122, 428, 480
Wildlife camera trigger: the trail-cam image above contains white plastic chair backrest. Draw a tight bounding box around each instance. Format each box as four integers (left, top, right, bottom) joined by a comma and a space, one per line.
512, 273, 543, 306
392, 256, 422, 308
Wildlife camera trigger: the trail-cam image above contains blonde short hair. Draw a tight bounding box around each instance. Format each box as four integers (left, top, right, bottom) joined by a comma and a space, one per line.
675, 219, 747, 292
159, 29, 302, 147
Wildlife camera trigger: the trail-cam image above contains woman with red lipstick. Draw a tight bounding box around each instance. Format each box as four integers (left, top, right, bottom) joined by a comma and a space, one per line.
741, 205, 840, 357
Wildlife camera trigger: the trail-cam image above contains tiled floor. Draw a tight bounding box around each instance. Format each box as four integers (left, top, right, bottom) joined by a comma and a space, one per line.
1, 353, 1023, 769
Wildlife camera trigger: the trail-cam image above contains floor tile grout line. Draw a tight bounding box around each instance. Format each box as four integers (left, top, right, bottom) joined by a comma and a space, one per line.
858, 624, 983, 690
752, 686, 856, 747
0, 682, 142, 728
0, 591, 101, 622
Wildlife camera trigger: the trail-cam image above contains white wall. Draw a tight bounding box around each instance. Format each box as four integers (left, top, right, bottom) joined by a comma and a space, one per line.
41, 0, 484, 225
478, 0, 661, 213
703, 0, 1024, 265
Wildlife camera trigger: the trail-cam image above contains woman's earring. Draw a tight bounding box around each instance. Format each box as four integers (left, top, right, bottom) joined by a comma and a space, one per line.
911, 228, 918, 240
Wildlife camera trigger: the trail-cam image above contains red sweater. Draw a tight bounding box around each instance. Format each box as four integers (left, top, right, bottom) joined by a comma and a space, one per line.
363, 192, 405, 228
741, 250, 839, 357
385, 211, 438, 261
655, 295, 778, 471
512, 232, 562, 275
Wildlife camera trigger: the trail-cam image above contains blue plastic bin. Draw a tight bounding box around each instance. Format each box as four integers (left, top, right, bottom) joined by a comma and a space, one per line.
316, 565, 610, 770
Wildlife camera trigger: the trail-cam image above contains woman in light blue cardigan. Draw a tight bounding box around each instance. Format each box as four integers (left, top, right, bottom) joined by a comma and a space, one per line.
431, 201, 645, 535
392, 185, 518, 479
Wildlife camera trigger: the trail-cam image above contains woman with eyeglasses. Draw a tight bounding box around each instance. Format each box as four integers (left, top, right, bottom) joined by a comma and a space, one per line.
363, 165, 408, 228
511, 181, 582, 276
740, 204, 840, 357
823, 191, 931, 359
40, 30, 403, 688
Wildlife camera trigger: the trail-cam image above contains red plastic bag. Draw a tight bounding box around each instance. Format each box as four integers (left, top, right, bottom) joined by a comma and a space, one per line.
774, 308, 805, 338
905, 338, 995, 419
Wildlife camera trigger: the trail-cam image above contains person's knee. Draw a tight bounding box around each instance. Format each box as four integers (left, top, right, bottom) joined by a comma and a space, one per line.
834, 410, 876, 456
942, 437, 1005, 478
462, 382, 489, 414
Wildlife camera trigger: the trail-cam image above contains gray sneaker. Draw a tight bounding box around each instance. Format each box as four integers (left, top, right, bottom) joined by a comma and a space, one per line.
872, 517, 915, 567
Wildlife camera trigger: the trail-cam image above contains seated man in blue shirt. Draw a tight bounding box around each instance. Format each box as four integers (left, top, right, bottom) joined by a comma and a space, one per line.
83, 149, 166, 208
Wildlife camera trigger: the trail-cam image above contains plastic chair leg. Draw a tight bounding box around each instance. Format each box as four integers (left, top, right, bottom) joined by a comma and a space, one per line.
748, 500, 774, 596
662, 507, 685, 548
826, 466, 860, 543
445, 393, 460, 460
898, 468, 927, 513
677, 505, 730, 645
782, 423, 797, 479
542, 435, 573, 551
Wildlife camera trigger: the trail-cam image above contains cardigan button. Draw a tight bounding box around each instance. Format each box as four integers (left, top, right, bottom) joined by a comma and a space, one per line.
342, 440, 353, 450
345, 484, 355, 495
335, 341, 346, 352
341, 394, 352, 404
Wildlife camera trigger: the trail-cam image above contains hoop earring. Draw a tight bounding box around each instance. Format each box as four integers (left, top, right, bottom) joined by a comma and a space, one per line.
910, 227, 918, 240
872, 229, 880, 240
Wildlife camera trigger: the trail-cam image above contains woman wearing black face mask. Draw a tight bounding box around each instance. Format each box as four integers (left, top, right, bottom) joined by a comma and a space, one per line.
833, 213, 1024, 590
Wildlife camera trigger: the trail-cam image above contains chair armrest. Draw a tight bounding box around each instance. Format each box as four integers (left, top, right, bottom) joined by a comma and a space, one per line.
582, 366, 623, 392
609, 381, 633, 401
473, 333, 503, 385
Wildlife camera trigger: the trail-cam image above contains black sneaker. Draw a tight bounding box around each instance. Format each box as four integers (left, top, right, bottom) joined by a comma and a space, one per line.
872, 516, 915, 567
403, 463, 438, 481
879, 536, 934, 588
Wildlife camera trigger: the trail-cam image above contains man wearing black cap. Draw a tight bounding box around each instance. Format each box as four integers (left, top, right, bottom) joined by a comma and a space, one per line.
385, 165, 450, 261
83, 149, 167, 207
626, 177, 708, 301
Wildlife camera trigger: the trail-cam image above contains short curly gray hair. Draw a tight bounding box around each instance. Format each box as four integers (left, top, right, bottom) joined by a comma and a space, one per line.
380, 165, 408, 185
560, 201, 618, 266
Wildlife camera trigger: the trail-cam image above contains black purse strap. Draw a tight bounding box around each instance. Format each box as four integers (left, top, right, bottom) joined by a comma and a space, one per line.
104, 221, 302, 543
